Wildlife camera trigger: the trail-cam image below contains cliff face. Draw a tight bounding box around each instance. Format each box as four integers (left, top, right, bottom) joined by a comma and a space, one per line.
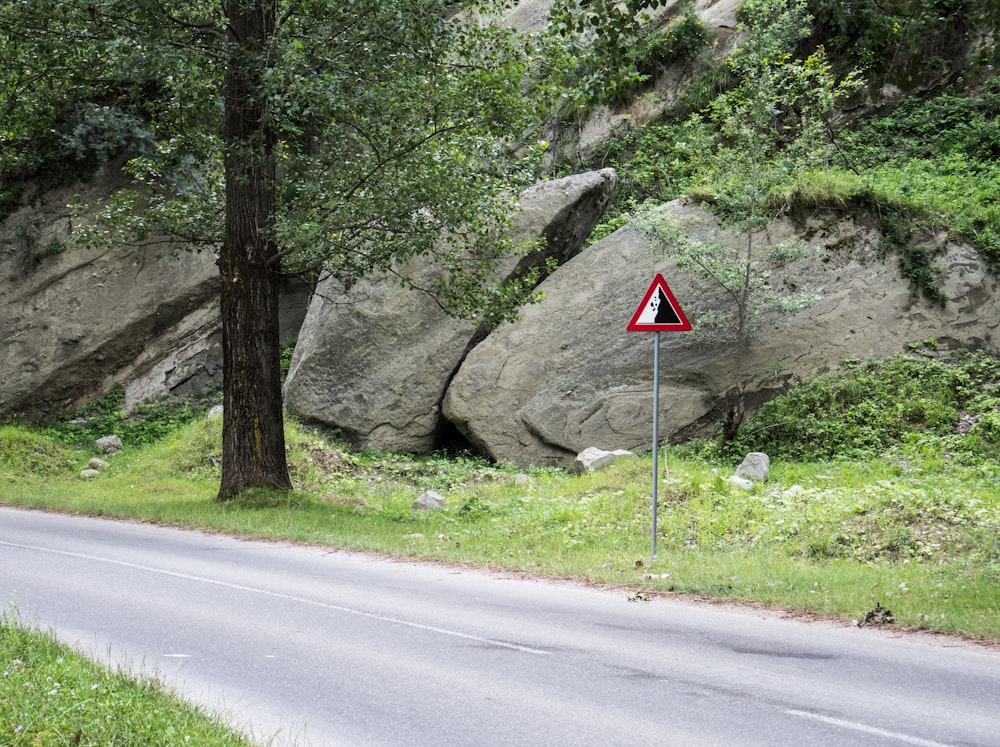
444, 203, 1000, 466
0, 178, 219, 419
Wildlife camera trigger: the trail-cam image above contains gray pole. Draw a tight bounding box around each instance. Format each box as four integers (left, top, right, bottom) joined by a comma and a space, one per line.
651, 331, 660, 558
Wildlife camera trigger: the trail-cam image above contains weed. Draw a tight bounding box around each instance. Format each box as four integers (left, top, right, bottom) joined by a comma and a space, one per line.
279, 340, 296, 383
838, 81, 1000, 268
732, 350, 1000, 461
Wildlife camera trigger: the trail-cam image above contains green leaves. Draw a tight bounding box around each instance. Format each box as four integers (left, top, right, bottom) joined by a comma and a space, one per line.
545, 0, 702, 109
2, 0, 551, 322
734, 350, 1000, 461
836, 80, 1000, 267
634, 208, 818, 344
807, 0, 995, 69
701, 0, 862, 232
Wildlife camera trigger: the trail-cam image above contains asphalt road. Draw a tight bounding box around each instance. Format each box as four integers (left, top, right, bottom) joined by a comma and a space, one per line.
1, 506, 998, 746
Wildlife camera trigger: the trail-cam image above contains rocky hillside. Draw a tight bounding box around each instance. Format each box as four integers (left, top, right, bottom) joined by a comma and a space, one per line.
3, 0, 998, 467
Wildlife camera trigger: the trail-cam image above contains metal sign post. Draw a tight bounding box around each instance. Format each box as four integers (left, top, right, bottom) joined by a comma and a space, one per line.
651, 331, 661, 557
627, 274, 691, 559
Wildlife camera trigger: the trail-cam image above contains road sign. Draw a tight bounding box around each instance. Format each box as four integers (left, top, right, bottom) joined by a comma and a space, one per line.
627, 274, 691, 332
627, 274, 692, 557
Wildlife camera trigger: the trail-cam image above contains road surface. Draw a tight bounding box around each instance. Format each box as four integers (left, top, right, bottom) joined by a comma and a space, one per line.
1, 506, 998, 746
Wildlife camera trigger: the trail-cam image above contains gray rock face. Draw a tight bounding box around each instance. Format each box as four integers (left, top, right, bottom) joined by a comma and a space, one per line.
0, 245, 218, 418
443, 200, 716, 467
0, 182, 219, 419
412, 490, 446, 511
443, 199, 1000, 468
121, 303, 223, 409
94, 435, 123, 454
0, 172, 312, 417
283, 169, 618, 453
121, 276, 309, 410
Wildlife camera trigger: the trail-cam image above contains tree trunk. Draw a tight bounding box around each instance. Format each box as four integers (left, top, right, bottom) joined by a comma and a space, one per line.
217, 0, 291, 501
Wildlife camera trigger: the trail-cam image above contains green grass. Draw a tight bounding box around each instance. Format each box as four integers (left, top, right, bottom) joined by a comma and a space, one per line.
585, 71, 1000, 298
32, 386, 220, 451
0, 610, 255, 746
729, 348, 1000, 461
0, 426, 77, 477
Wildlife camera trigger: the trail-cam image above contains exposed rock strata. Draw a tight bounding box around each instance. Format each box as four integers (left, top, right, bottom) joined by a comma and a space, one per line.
0, 181, 219, 419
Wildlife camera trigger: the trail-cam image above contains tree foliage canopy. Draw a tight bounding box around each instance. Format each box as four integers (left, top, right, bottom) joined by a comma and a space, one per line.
1, 0, 549, 322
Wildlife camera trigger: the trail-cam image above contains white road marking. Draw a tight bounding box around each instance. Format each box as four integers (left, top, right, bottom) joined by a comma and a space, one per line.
786, 709, 955, 747
1, 540, 550, 656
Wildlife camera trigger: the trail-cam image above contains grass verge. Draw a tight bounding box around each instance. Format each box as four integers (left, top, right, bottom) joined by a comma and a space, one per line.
0, 609, 255, 746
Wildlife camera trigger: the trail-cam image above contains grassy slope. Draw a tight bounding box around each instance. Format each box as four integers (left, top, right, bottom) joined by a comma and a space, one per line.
2, 432, 998, 642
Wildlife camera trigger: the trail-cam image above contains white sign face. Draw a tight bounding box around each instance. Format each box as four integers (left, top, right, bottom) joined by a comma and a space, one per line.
627, 274, 691, 332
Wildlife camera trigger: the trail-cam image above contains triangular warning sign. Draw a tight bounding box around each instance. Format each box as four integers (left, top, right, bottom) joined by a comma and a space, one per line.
627, 274, 691, 332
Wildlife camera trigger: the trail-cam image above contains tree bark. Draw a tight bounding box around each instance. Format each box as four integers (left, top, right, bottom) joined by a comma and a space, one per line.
217, 0, 291, 500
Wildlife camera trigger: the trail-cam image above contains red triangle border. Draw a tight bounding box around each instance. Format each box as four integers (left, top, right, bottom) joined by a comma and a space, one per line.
627, 273, 692, 332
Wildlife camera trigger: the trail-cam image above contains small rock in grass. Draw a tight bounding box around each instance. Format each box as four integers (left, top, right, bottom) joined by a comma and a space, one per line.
735, 452, 769, 483
412, 490, 446, 511
573, 447, 635, 474
94, 435, 123, 454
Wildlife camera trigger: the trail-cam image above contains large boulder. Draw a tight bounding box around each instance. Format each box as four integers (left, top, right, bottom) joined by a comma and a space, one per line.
283, 169, 618, 453
442, 198, 1000, 467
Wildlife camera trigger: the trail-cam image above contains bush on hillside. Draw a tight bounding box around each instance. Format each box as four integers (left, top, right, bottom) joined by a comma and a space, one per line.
729, 348, 1000, 461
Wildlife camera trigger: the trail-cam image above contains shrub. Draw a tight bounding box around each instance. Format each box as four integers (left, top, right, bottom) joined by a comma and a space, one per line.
731, 350, 1000, 460
38, 387, 219, 450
